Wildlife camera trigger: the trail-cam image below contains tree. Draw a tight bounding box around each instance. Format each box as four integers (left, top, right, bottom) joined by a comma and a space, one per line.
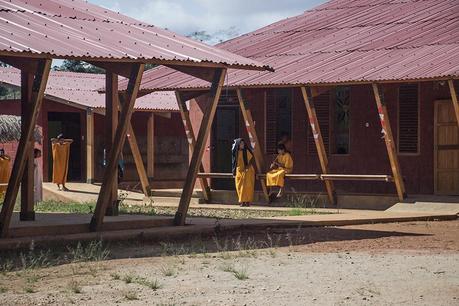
53, 60, 105, 74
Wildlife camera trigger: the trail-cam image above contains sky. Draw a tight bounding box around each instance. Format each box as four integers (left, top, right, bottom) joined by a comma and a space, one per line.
91, 0, 326, 44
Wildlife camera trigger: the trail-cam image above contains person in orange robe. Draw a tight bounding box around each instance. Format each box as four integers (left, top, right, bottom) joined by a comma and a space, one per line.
232, 138, 255, 207
51, 136, 73, 191
266, 143, 293, 200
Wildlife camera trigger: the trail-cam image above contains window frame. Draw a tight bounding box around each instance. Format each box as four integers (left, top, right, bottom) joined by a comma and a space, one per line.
397, 83, 421, 156
330, 86, 351, 156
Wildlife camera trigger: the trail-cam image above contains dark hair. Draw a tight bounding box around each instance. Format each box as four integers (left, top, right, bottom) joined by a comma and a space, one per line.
34, 148, 41, 156
277, 143, 286, 151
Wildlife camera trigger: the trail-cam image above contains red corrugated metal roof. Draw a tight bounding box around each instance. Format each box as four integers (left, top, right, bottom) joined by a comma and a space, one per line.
134, 0, 459, 91
0, 0, 270, 71
0, 67, 178, 111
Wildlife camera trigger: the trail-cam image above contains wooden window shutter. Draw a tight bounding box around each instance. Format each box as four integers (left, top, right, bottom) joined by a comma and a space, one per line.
307, 91, 330, 155
265, 92, 277, 154
398, 84, 419, 154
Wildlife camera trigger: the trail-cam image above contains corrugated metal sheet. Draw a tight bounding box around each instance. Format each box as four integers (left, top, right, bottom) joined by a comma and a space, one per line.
134, 0, 459, 91
0, 0, 270, 71
0, 67, 178, 111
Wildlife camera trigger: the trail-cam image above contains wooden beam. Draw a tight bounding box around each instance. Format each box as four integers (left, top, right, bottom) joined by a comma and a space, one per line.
174, 69, 226, 225
89, 63, 145, 232
104, 72, 119, 216
147, 113, 155, 178
166, 65, 222, 82
372, 83, 407, 201
448, 80, 459, 128
19, 69, 35, 221
175, 91, 210, 202
127, 124, 152, 197
0, 59, 51, 238
300, 86, 337, 206
86, 110, 95, 184
236, 89, 269, 201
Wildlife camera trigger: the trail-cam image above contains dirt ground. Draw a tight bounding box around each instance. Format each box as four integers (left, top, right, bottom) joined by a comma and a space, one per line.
0, 220, 458, 306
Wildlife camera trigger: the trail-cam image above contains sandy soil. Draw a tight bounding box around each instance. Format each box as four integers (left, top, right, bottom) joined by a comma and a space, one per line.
0, 220, 458, 306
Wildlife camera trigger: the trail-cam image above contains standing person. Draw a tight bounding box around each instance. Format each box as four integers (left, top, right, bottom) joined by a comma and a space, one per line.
33, 148, 43, 204
232, 138, 255, 207
51, 135, 73, 191
266, 143, 293, 200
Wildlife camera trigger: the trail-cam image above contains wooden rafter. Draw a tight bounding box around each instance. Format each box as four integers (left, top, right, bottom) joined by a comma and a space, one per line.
175, 91, 211, 202
90, 63, 145, 232
372, 83, 406, 201
236, 89, 269, 201
174, 69, 226, 225
300, 86, 337, 206
0, 58, 51, 238
448, 80, 459, 128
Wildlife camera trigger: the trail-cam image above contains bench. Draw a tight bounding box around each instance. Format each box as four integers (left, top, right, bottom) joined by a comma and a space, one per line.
197, 173, 392, 182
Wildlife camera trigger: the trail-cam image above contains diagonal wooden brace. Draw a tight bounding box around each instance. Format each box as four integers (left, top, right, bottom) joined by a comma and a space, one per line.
448, 80, 459, 129
90, 63, 145, 232
236, 89, 269, 201
174, 69, 226, 226
0, 59, 52, 238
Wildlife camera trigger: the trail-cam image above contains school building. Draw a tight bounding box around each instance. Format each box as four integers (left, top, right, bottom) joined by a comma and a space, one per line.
133, 0, 459, 207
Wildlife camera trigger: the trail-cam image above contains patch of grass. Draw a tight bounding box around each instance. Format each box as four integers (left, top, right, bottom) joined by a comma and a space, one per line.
23, 285, 36, 293
122, 274, 135, 284
19, 250, 53, 270
35, 200, 96, 214
0, 259, 14, 274
221, 263, 235, 273
111, 272, 121, 280
233, 266, 249, 280
0, 287, 7, 293
160, 265, 176, 277
68, 280, 82, 294
135, 277, 161, 290
288, 208, 308, 216
124, 290, 139, 301
67, 241, 110, 262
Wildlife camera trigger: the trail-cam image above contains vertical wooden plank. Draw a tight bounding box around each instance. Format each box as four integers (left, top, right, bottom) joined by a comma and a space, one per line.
127, 123, 152, 197
104, 72, 119, 216
175, 91, 210, 202
20, 70, 35, 221
300, 86, 337, 206
372, 83, 407, 201
0, 59, 51, 238
174, 69, 226, 225
86, 110, 95, 184
90, 63, 145, 232
147, 113, 155, 179
448, 80, 459, 128
236, 89, 269, 201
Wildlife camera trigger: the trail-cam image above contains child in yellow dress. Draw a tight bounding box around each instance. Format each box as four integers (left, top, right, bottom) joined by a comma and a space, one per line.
266, 143, 293, 200
232, 138, 255, 207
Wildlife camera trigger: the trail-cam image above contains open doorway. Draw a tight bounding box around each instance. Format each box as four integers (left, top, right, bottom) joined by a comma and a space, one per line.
47, 112, 83, 181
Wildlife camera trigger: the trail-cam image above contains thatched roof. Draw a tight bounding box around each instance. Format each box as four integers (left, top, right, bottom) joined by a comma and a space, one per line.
0, 115, 42, 144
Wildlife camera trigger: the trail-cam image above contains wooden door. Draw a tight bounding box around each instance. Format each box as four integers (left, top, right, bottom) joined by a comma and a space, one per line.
435, 101, 459, 195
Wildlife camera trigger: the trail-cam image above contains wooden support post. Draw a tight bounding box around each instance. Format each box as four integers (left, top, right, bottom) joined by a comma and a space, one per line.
174, 69, 226, 225
448, 80, 459, 128
20, 70, 35, 221
127, 123, 152, 197
372, 83, 407, 201
300, 86, 337, 206
104, 72, 119, 216
147, 113, 155, 179
175, 91, 211, 202
86, 110, 95, 184
0, 59, 51, 238
236, 89, 269, 201
90, 63, 144, 232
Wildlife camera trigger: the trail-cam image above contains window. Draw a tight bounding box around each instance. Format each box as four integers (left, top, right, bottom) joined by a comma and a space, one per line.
265, 89, 292, 154
398, 83, 419, 154
307, 91, 330, 155
332, 86, 351, 154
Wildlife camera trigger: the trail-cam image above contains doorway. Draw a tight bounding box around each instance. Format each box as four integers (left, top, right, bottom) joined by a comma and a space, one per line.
48, 112, 83, 181
211, 106, 239, 190
434, 101, 459, 195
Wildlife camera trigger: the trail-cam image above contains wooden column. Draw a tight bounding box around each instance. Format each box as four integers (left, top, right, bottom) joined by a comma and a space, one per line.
90, 63, 145, 232
86, 110, 95, 184
372, 83, 406, 201
127, 123, 151, 197
300, 86, 337, 206
175, 92, 210, 202
20, 70, 35, 221
174, 69, 226, 225
448, 80, 459, 128
104, 72, 119, 216
0, 59, 51, 238
147, 113, 155, 179
236, 89, 269, 201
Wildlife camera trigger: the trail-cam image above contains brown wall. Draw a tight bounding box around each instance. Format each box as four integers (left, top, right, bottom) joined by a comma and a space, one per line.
189, 81, 454, 195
